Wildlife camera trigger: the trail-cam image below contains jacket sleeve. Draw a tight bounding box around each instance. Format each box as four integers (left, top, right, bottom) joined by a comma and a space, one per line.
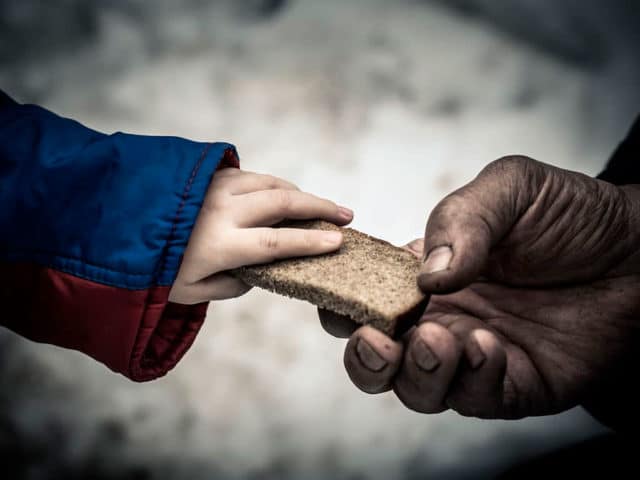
586, 113, 640, 432
597, 114, 640, 184
0, 90, 239, 381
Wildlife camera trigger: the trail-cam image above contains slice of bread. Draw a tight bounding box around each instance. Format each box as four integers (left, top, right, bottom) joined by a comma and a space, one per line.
231, 220, 428, 337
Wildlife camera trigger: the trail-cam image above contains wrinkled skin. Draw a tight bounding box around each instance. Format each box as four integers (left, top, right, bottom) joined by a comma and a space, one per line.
320, 156, 640, 422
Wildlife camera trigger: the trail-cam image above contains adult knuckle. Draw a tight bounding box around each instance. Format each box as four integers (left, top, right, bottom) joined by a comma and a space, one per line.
437, 191, 466, 214
484, 155, 546, 189
500, 376, 522, 419
429, 191, 469, 226
487, 155, 534, 174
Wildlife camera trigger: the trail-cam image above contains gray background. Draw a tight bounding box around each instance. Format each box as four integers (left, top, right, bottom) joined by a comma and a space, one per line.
1, 1, 639, 478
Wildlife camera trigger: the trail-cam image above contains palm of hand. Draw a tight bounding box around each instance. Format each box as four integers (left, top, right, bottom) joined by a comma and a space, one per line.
422, 274, 640, 418
326, 158, 640, 421
418, 164, 640, 418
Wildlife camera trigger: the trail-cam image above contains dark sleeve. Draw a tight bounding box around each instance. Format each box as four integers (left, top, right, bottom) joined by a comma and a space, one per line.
597, 115, 640, 185
584, 114, 640, 432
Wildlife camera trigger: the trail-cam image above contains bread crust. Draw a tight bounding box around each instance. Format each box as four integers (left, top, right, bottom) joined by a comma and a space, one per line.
231, 221, 428, 336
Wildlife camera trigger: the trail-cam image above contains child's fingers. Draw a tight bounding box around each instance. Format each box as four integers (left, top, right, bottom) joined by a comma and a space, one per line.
234, 189, 353, 227
225, 227, 343, 268
169, 273, 251, 304
194, 273, 253, 301
215, 170, 300, 195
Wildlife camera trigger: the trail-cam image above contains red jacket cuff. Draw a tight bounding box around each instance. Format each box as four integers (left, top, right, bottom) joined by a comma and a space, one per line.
0, 263, 207, 381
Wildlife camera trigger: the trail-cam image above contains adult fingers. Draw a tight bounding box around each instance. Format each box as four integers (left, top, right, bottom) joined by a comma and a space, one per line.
445, 329, 507, 418
343, 326, 403, 394
318, 309, 358, 338
392, 322, 462, 413
423, 300, 508, 418
418, 156, 543, 294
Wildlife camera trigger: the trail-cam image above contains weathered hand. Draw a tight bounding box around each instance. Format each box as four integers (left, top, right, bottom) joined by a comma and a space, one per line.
321, 156, 640, 422
324, 270, 640, 419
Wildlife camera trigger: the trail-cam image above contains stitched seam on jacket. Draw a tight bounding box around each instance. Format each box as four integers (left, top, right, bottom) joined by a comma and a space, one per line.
154, 142, 212, 282
129, 143, 213, 379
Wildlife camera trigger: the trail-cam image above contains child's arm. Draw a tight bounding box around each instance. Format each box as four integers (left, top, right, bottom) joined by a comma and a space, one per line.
0, 91, 350, 381
169, 167, 352, 305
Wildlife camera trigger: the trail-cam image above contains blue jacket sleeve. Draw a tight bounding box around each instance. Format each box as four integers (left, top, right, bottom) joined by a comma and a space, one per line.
0, 90, 239, 380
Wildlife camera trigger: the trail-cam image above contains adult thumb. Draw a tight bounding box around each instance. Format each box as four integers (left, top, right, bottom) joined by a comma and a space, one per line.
417, 156, 541, 294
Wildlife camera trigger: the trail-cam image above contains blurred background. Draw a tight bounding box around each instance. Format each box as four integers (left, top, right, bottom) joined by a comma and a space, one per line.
1, 0, 639, 478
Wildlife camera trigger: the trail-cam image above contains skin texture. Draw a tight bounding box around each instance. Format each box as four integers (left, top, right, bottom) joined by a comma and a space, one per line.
169, 168, 353, 304
320, 156, 640, 421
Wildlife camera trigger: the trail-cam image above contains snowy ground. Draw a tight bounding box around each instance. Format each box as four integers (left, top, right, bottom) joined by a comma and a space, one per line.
1, 0, 639, 478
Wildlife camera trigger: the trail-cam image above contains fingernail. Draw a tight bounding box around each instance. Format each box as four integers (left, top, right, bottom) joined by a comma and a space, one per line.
356, 339, 388, 372
412, 340, 440, 372
323, 231, 343, 246
338, 206, 354, 220
467, 333, 486, 369
423, 246, 452, 274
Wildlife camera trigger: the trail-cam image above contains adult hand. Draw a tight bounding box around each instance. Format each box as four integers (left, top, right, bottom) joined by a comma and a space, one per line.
320, 156, 640, 422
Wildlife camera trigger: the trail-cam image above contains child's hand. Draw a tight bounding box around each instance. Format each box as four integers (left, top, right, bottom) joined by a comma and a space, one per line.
169, 168, 353, 304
